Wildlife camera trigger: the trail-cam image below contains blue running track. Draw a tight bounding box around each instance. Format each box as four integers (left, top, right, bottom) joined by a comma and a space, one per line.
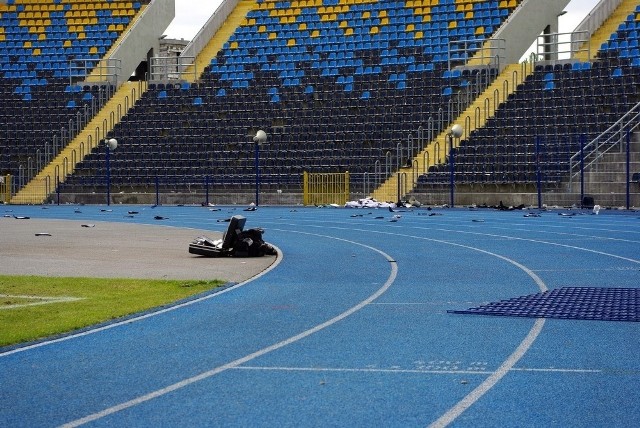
1, 205, 639, 427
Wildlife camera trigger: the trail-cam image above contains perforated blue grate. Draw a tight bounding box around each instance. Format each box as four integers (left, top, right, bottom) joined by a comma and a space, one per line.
449, 287, 640, 322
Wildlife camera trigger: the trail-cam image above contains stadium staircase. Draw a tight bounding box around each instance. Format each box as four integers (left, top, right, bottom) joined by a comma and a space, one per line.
372, 62, 529, 203
180, 0, 256, 84
574, 0, 639, 62
11, 81, 145, 204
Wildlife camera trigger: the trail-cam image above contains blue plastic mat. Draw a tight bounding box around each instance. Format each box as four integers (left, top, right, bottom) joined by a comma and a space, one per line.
449, 287, 640, 322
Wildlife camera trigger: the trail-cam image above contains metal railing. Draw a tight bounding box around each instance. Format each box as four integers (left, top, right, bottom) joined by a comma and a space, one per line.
569, 102, 640, 189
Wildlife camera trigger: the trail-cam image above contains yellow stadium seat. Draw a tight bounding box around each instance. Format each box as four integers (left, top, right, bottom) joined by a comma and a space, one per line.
33, 48, 41, 56
230, 41, 238, 49
465, 11, 474, 19
298, 22, 307, 30
475, 26, 484, 35
258, 25, 267, 32
287, 38, 296, 46
448, 21, 457, 29
63, 40, 72, 47
24, 40, 32, 48
370, 26, 379, 35
311, 29, 320, 37
379, 10, 387, 18
415, 30, 423, 39
344, 27, 353, 36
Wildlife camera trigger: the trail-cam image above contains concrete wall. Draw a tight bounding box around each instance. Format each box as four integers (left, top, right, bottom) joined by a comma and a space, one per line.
494, 0, 571, 66
109, 0, 176, 85
180, 0, 240, 65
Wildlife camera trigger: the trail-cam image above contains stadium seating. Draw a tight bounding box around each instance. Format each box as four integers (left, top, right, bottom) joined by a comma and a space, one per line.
59, 0, 524, 194
3, 0, 639, 202
0, 0, 145, 185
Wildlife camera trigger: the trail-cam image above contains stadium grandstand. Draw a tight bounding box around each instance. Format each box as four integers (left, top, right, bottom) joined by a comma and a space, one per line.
0, 0, 639, 207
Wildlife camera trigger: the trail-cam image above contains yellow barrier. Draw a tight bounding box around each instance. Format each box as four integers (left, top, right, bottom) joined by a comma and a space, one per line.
303, 171, 350, 206
0, 174, 11, 203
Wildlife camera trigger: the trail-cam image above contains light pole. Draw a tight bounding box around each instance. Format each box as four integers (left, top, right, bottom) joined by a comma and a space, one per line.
253, 130, 267, 206
448, 124, 463, 207
105, 138, 117, 206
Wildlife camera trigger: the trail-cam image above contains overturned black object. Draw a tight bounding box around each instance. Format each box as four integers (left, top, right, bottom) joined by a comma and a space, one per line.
188, 215, 275, 258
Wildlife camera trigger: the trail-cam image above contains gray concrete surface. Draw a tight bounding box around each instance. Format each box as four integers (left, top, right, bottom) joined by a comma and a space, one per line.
0, 218, 275, 282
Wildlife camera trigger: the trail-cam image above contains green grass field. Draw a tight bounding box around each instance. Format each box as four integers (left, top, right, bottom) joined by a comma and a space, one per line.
0, 275, 225, 347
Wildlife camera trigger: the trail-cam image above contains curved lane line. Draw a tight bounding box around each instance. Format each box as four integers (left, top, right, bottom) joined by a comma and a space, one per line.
0, 246, 284, 358
60, 233, 398, 427
276, 223, 551, 427
428, 319, 545, 428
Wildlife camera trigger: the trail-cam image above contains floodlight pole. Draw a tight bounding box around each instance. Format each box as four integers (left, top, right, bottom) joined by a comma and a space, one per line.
254, 140, 260, 207
105, 140, 111, 206
448, 132, 455, 208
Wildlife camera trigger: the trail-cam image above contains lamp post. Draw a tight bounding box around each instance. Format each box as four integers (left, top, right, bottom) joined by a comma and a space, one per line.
253, 130, 267, 206
448, 124, 463, 207
105, 138, 117, 206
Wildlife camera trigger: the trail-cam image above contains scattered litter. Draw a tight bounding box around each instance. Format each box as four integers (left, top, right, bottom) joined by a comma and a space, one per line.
209, 208, 221, 211
81, 224, 95, 228
345, 197, 395, 209
13, 215, 30, 219
100, 209, 112, 212
374, 216, 384, 219
128, 211, 139, 214
154, 215, 167, 220
74, 209, 82, 213
593, 204, 601, 215
471, 219, 485, 222
350, 214, 364, 217
217, 218, 231, 222
35, 232, 51, 236
524, 213, 541, 217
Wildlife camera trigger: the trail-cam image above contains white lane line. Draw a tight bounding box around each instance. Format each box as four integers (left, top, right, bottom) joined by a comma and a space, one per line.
428, 319, 546, 428
60, 234, 398, 427
236, 365, 601, 375
0, 246, 284, 358
0, 294, 84, 310
274, 223, 552, 427
430, 227, 640, 265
